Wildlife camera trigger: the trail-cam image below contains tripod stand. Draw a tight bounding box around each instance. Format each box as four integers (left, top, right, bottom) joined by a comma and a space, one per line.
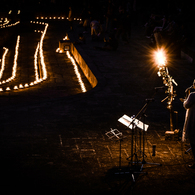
118, 115, 148, 181
127, 121, 147, 181
105, 128, 139, 185
105, 128, 126, 175
118, 99, 162, 173
136, 99, 162, 171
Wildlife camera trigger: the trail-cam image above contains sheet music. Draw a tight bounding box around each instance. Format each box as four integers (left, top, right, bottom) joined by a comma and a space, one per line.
118, 114, 149, 131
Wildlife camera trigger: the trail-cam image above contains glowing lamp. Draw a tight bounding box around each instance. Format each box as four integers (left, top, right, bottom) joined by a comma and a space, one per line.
63, 36, 68, 40
59, 40, 71, 53
6, 87, 10, 91
24, 84, 29, 87
19, 84, 23, 88
14, 86, 18, 90
154, 48, 167, 67
0, 88, 3, 91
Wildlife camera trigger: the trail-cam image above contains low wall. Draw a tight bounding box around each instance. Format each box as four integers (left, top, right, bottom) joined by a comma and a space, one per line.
70, 43, 98, 88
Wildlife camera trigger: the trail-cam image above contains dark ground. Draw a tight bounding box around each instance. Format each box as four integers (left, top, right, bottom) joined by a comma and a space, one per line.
0, 16, 195, 195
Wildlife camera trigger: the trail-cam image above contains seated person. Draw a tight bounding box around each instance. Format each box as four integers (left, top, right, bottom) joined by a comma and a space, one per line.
90, 19, 102, 40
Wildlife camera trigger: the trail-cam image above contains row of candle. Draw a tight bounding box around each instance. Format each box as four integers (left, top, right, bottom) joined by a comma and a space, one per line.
0, 18, 9, 27
0, 21, 48, 92
36, 16, 82, 21
0, 19, 20, 29
56, 36, 87, 92
66, 50, 86, 93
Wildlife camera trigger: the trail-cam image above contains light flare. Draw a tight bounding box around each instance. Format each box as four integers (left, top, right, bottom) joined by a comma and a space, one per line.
154, 48, 167, 67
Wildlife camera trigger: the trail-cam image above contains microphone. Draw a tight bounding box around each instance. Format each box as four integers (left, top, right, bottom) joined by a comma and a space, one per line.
145, 98, 154, 102
155, 86, 165, 90
152, 145, 156, 156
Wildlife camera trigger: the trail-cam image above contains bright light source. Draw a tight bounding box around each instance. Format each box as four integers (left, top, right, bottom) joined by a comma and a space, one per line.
154, 48, 167, 66
0, 47, 9, 79
0, 21, 49, 92
66, 51, 87, 93
19, 84, 23, 88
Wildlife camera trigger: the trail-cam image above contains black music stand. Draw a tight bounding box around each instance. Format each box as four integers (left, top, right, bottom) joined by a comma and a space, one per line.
118, 116, 147, 181
118, 100, 161, 172
105, 128, 139, 184
105, 128, 126, 175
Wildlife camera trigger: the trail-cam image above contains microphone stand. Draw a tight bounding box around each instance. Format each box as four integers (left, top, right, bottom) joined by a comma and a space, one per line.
126, 99, 153, 176
136, 99, 162, 171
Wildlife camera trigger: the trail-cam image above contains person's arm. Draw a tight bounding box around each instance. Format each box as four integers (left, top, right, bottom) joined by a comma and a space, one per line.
184, 93, 195, 109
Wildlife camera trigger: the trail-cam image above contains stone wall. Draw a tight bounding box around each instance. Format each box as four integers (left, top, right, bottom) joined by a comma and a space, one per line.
70, 43, 98, 88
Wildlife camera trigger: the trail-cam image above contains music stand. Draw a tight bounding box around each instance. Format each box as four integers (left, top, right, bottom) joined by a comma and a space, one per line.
118, 115, 148, 166
106, 128, 139, 183
105, 128, 125, 175
118, 110, 161, 172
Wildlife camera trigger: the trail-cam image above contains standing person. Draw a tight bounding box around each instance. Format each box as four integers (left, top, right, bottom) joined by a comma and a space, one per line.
181, 80, 195, 168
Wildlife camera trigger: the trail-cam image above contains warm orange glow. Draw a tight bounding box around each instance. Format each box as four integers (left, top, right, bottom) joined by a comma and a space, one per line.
63, 36, 68, 40
154, 48, 167, 66
0, 21, 48, 92
66, 51, 87, 93
19, 84, 23, 88
0, 47, 9, 79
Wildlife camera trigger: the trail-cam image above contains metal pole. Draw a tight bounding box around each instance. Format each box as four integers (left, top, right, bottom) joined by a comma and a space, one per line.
170, 85, 174, 131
